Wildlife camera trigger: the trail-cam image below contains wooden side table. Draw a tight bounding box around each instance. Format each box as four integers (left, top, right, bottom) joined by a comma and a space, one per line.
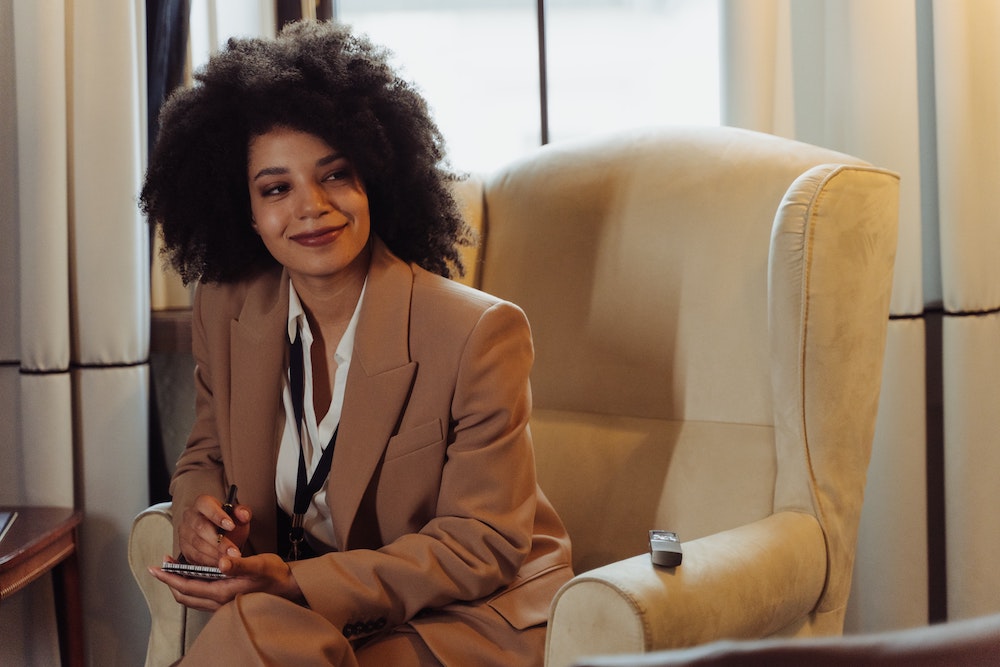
0, 506, 84, 667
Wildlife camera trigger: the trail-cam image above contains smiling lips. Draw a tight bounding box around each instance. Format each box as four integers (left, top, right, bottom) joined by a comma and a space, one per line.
290, 224, 346, 247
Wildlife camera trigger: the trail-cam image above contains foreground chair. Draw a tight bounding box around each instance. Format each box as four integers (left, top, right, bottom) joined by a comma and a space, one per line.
129, 125, 899, 667
570, 612, 1000, 666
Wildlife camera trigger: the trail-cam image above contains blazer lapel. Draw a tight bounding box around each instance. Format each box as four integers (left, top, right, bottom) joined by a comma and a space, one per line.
329, 239, 417, 548
229, 268, 288, 554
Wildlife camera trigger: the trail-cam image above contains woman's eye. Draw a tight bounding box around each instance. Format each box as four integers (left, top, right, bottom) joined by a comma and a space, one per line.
261, 183, 288, 197
324, 168, 353, 183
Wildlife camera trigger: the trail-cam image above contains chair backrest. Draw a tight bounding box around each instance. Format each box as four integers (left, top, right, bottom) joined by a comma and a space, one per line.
456, 126, 898, 618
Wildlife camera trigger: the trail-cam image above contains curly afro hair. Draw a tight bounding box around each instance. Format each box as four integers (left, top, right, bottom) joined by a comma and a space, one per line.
140, 20, 473, 284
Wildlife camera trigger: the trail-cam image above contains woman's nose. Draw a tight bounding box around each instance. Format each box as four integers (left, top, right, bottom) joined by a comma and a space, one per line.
297, 182, 331, 219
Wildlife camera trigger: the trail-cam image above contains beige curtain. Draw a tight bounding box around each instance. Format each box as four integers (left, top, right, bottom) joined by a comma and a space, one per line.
933, 0, 1000, 622
723, 0, 1000, 632
1, 1, 150, 664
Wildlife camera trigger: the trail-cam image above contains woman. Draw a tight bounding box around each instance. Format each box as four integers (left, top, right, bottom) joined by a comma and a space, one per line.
140, 20, 573, 667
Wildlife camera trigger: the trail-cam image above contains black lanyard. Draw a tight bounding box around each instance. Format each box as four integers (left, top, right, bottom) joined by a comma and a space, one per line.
287, 330, 338, 561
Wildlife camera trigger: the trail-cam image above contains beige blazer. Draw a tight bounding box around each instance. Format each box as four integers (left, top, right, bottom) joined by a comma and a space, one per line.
170, 238, 573, 663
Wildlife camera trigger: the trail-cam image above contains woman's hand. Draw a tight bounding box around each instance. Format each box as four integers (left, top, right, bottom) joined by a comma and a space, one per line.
178, 494, 252, 566
149, 553, 305, 611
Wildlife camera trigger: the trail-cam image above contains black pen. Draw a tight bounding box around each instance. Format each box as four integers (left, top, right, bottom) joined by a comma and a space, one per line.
218, 484, 238, 538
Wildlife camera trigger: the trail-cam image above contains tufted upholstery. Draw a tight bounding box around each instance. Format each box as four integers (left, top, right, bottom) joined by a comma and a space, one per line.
129, 126, 899, 666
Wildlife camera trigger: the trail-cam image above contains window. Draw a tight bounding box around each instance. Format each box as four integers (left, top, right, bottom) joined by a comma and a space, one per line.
339, 0, 540, 173
188, 0, 275, 65
545, 0, 720, 144
339, 0, 720, 173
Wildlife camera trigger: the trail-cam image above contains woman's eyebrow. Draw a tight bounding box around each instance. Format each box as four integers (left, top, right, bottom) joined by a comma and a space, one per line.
252, 166, 287, 181
252, 153, 343, 181
316, 152, 343, 167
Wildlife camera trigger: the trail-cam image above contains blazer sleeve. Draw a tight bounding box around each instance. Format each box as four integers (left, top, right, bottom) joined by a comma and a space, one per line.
289, 299, 539, 632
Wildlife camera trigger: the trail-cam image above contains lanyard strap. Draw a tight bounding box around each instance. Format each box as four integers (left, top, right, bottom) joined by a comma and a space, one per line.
287, 331, 338, 560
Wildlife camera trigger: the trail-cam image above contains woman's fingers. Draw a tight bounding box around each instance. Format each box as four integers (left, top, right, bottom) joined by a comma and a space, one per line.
193, 494, 234, 531
178, 497, 230, 565
148, 553, 297, 609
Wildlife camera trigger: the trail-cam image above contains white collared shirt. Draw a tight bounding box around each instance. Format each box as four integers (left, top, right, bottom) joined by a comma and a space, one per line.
275, 279, 366, 552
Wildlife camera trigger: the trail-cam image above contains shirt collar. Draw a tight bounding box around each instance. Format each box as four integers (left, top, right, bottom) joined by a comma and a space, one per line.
287, 279, 367, 365
287, 284, 306, 344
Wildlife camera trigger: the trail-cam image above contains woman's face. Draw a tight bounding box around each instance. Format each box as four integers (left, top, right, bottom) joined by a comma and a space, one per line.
247, 127, 371, 284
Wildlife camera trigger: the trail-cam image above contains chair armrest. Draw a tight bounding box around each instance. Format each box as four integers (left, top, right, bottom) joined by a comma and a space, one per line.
545, 511, 827, 667
128, 502, 211, 667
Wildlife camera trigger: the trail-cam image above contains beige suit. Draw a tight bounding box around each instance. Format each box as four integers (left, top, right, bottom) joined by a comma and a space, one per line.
171, 238, 573, 665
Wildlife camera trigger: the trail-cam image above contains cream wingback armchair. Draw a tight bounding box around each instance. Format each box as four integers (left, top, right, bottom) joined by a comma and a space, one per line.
129, 126, 899, 667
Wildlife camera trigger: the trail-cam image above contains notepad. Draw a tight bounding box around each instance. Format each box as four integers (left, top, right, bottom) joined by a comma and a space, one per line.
0, 511, 17, 544
162, 560, 229, 580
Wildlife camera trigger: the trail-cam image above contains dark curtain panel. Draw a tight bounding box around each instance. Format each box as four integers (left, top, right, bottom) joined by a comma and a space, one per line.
276, 0, 303, 27
146, 0, 191, 153
146, 0, 190, 503
277, 0, 335, 30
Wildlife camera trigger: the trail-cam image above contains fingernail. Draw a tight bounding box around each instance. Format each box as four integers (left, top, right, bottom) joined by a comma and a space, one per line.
227, 547, 240, 557
222, 519, 235, 531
